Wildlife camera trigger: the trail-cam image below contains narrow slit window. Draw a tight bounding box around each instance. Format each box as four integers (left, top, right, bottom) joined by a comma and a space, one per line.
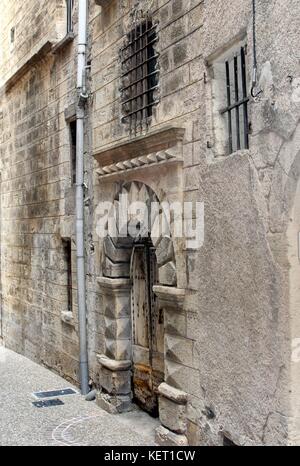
220, 46, 249, 154
120, 17, 159, 134
63, 239, 73, 314
69, 120, 76, 185
66, 0, 74, 34
10, 27, 15, 44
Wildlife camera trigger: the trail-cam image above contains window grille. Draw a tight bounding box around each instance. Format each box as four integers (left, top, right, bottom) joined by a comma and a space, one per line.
69, 121, 76, 185
220, 46, 249, 154
66, 0, 74, 34
63, 239, 73, 313
120, 17, 159, 134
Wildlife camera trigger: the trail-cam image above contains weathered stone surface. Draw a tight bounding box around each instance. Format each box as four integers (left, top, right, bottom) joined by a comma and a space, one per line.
159, 396, 187, 434
103, 236, 132, 263
187, 420, 202, 446
97, 354, 131, 372
155, 426, 188, 446
105, 338, 131, 361
155, 236, 174, 266
158, 382, 188, 404
165, 311, 186, 337
103, 257, 130, 278
165, 334, 193, 367
1, 0, 299, 448
104, 316, 131, 340
99, 366, 131, 396
158, 262, 177, 286
96, 392, 133, 414
85, 389, 97, 402
165, 360, 201, 398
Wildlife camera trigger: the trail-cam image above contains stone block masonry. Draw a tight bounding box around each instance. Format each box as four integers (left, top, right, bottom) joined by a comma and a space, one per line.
1, 0, 300, 447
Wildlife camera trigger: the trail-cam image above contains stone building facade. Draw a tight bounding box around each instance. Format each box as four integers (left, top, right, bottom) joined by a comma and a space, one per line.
0, 0, 300, 446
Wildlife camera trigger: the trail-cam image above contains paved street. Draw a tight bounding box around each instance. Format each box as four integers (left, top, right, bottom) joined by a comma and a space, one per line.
0, 347, 158, 446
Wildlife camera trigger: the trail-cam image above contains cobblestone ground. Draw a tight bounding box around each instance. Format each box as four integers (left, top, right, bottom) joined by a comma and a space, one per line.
0, 347, 159, 446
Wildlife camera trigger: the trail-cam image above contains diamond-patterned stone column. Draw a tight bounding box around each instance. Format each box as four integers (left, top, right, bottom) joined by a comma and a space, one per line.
96, 277, 133, 414
153, 286, 189, 446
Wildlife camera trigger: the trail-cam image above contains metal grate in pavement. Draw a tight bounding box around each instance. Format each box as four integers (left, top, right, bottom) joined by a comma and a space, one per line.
33, 388, 77, 399
32, 399, 64, 408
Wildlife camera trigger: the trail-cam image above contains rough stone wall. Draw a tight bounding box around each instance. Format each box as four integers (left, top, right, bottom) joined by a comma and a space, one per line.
90, 0, 300, 446
190, 0, 300, 446
0, 0, 299, 447
0, 0, 83, 383
89, 0, 205, 375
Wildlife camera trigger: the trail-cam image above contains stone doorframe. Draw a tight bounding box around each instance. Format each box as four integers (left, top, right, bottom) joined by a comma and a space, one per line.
94, 127, 190, 445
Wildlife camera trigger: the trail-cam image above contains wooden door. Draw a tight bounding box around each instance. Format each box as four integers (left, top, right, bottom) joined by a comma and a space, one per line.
131, 242, 164, 416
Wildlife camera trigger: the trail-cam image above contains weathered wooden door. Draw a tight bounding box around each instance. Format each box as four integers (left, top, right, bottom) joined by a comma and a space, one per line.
130, 242, 164, 416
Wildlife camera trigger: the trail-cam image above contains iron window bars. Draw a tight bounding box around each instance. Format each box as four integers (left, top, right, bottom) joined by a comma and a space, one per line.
120, 17, 159, 135
66, 0, 74, 34
220, 46, 249, 154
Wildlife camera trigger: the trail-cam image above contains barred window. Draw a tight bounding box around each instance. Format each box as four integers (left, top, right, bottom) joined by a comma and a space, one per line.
220, 45, 249, 154
120, 17, 159, 134
210, 42, 249, 156
66, 0, 74, 34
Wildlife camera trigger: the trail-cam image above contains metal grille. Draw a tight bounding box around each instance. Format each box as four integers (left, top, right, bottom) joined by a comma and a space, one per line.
33, 388, 77, 399
220, 46, 249, 154
66, 0, 73, 34
63, 239, 73, 313
32, 399, 64, 408
120, 17, 159, 135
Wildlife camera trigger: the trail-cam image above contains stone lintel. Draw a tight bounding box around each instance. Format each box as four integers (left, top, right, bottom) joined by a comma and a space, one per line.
153, 286, 185, 309
93, 126, 185, 167
98, 277, 132, 291
97, 354, 131, 372
158, 382, 188, 405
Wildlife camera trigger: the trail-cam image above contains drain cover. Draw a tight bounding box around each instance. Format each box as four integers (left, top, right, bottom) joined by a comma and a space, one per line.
33, 388, 77, 399
33, 399, 64, 408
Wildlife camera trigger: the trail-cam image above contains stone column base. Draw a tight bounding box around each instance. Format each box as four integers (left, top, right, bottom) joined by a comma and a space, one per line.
156, 383, 189, 445
97, 354, 133, 414
96, 392, 133, 415
155, 426, 188, 446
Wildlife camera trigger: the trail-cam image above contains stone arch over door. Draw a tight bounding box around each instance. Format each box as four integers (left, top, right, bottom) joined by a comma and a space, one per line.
97, 181, 189, 445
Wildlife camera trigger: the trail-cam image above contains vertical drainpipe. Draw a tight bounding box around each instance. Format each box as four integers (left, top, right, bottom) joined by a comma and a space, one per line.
76, 0, 89, 395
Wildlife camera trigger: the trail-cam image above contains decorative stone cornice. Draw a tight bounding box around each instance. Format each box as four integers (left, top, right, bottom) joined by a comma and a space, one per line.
93, 126, 185, 166
96, 149, 182, 180
97, 354, 131, 372
153, 286, 185, 309
158, 383, 188, 405
97, 277, 132, 291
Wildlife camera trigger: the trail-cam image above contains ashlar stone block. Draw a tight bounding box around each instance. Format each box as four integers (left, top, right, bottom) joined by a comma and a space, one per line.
156, 236, 174, 266
159, 395, 187, 434
100, 366, 131, 396
155, 426, 188, 446
159, 261, 177, 286
105, 338, 131, 361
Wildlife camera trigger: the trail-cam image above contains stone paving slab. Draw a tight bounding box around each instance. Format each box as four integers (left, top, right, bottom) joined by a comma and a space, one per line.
0, 347, 159, 446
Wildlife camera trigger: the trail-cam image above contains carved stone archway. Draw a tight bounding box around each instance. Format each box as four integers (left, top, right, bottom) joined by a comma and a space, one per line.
92, 126, 190, 444
96, 180, 189, 445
